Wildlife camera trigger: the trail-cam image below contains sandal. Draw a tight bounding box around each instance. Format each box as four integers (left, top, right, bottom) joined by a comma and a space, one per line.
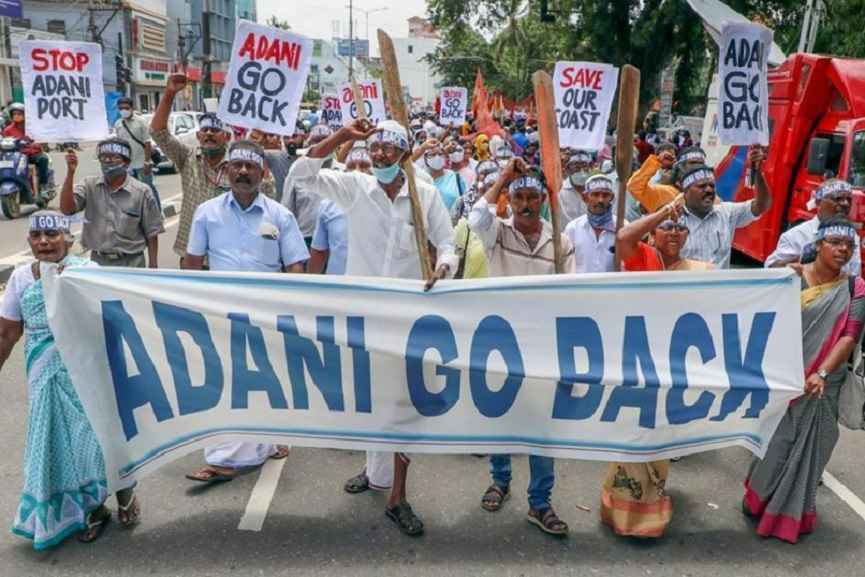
117, 490, 141, 528
481, 484, 510, 512
77, 505, 111, 543
527, 506, 569, 536
344, 472, 370, 494
385, 501, 425, 536
185, 466, 240, 484
270, 445, 290, 460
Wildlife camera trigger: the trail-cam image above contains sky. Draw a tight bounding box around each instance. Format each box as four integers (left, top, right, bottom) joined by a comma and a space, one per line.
259, 0, 431, 57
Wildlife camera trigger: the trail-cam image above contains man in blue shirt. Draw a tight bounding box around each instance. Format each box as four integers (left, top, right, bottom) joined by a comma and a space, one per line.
183, 140, 309, 483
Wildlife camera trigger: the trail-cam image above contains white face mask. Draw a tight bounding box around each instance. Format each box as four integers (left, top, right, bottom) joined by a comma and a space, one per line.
481, 172, 499, 189
119, 109, 132, 119
425, 154, 445, 171
449, 150, 465, 164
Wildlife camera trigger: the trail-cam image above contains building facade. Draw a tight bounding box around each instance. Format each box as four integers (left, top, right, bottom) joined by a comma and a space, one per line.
391, 35, 441, 105
190, 0, 236, 100
235, 0, 256, 22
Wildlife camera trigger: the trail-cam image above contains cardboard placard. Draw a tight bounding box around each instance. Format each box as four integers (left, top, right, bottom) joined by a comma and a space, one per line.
718, 22, 772, 146
20, 40, 108, 142
553, 61, 619, 151
338, 80, 385, 125
218, 20, 312, 136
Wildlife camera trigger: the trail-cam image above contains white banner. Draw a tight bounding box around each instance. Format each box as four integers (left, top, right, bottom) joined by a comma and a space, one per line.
439, 86, 467, 126
218, 20, 311, 136
44, 268, 803, 492
320, 93, 342, 127
338, 80, 385, 126
19, 40, 108, 142
553, 61, 619, 151
718, 22, 772, 146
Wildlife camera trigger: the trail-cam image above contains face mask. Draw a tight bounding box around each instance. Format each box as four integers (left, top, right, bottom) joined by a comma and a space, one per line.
588, 207, 614, 230
119, 109, 132, 119
372, 161, 402, 184
425, 155, 445, 171
482, 172, 499, 188
449, 150, 465, 164
569, 171, 588, 187
101, 162, 127, 179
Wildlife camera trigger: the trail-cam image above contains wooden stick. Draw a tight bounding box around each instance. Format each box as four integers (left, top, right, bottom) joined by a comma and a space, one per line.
614, 65, 641, 272
532, 70, 564, 273
377, 29, 433, 281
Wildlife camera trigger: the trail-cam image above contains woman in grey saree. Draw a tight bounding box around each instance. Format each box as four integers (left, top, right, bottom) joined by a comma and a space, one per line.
744, 217, 865, 543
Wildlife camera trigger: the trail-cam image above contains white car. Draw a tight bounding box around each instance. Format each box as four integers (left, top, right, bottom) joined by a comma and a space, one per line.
139, 112, 200, 173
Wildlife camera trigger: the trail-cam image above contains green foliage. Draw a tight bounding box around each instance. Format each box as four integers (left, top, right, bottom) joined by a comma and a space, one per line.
427, 0, 865, 117
266, 16, 292, 30
814, 0, 865, 58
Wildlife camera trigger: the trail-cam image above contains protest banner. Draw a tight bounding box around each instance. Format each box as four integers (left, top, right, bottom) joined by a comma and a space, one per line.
553, 61, 619, 151
320, 93, 342, 127
718, 22, 773, 146
45, 266, 803, 492
439, 86, 468, 126
19, 40, 108, 142
218, 20, 311, 136
338, 79, 385, 126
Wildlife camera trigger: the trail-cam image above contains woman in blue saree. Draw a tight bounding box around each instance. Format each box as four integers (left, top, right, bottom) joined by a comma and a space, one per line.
0, 211, 140, 550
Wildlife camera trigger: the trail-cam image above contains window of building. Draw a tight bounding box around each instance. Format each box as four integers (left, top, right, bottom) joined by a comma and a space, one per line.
46, 20, 66, 35
139, 94, 150, 113
408, 45, 413, 54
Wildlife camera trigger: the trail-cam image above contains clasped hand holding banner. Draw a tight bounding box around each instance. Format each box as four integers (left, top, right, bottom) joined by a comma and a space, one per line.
44, 267, 803, 492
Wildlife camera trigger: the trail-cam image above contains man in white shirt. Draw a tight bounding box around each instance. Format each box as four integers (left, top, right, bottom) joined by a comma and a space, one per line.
564, 174, 619, 273
765, 179, 860, 275
287, 118, 456, 537
114, 97, 160, 208
558, 150, 593, 227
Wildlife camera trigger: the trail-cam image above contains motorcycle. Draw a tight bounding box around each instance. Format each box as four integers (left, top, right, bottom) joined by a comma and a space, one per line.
0, 137, 56, 219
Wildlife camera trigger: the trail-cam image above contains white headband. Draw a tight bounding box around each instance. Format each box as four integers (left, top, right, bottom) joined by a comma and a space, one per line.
368, 130, 409, 151
508, 175, 544, 194
682, 168, 715, 189
30, 212, 70, 232
228, 147, 264, 168
98, 141, 131, 159
585, 175, 614, 194
816, 225, 856, 241
679, 150, 705, 162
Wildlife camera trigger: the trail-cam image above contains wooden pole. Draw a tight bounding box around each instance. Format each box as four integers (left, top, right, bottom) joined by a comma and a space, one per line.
614, 65, 641, 272
376, 29, 433, 281
532, 70, 564, 273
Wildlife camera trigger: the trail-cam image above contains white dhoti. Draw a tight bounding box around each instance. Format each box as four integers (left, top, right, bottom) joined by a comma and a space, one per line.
365, 451, 394, 491
205, 442, 275, 468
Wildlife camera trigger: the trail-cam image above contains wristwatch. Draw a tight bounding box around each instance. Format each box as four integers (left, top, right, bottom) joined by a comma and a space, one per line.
817, 369, 829, 380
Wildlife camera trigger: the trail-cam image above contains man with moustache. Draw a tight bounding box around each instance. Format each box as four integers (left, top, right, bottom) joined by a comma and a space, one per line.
564, 174, 619, 273
150, 73, 276, 263
182, 140, 307, 484
469, 157, 574, 536
765, 179, 860, 275
676, 146, 770, 268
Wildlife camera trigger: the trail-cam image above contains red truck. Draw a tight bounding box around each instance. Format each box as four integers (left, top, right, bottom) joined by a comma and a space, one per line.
703, 53, 865, 265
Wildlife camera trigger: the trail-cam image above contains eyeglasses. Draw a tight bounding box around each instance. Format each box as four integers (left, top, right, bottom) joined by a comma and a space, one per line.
823, 237, 855, 248
368, 142, 400, 156
657, 221, 689, 232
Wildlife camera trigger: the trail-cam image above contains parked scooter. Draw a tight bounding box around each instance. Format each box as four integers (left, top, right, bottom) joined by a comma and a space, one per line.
0, 137, 56, 219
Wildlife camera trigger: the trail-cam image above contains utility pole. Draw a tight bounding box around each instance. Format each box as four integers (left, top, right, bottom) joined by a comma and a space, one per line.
202, 0, 212, 101
348, 0, 353, 80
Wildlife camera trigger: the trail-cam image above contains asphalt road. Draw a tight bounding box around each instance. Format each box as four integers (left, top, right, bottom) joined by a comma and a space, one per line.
0, 148, 864, 577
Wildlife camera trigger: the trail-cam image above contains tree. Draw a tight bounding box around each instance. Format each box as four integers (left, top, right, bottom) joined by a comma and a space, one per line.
814, 0, 865, 58
266, 16, 292, 30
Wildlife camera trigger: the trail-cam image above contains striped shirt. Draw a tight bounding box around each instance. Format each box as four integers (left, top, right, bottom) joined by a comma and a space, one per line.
151, 128, 276, 257
679, 201, 758, 268
469, 197, 575, 277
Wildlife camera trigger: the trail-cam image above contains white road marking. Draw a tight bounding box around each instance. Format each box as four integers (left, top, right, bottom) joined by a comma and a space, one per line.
238, 457, 287, 532
823, 471, 865, 523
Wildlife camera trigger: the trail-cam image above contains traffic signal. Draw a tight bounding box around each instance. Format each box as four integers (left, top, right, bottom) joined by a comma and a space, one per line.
115, 54, 132, 85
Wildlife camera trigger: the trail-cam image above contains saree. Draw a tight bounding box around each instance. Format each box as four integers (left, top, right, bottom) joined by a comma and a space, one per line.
599, 247, 710, 538
744, 275, 865, 543
11, 258, 109, 550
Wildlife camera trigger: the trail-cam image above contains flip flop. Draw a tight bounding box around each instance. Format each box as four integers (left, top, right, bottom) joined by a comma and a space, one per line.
77, 505, 111, 543
269, 445, 290, 460
185, 467, 239, 484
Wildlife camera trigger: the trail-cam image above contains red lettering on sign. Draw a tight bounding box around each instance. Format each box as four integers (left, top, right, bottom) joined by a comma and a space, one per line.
558, 67, 604, 90
30, 48, 90, 72
237, 32, 303, 70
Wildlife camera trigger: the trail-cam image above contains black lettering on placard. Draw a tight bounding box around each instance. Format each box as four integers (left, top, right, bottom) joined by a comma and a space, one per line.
349, 100, 373, 120
721, 36, 765, 132
31, 73, 92, 120
557, 83, 601, 133
227, 61, 292, 126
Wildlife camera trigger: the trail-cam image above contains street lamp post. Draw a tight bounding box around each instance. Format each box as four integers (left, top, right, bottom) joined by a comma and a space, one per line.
345, 4, 387, 79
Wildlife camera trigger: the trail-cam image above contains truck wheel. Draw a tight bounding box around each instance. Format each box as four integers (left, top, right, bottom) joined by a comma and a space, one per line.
1, 194, 20, 219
